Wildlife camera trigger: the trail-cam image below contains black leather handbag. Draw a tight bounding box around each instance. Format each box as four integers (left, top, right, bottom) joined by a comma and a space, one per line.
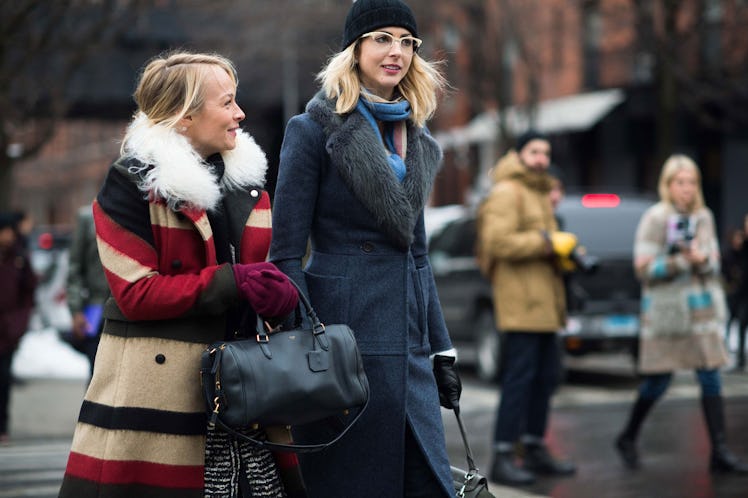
201, 277, 370, 453
451, 408, 496, 498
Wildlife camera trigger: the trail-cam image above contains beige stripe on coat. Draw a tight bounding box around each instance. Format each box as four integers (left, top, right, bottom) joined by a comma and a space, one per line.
97, 236, 157, 284
86, 334, 206, 413
70, 423, 205, 466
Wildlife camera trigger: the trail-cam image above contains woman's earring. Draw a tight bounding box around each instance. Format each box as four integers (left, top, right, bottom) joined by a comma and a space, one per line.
179, 126, 187, 132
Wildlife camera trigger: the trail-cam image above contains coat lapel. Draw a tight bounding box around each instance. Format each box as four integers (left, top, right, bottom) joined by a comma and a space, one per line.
307, 94, 442, 248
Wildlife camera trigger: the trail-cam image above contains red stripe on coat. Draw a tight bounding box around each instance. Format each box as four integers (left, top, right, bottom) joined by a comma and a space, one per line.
240, 191, 272, 264
94, 200, 159, 270
94, 200, 222, 320
65, 452, 203, 489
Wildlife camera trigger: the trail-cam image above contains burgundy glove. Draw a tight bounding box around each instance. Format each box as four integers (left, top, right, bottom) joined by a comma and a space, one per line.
232, 262, 298, 318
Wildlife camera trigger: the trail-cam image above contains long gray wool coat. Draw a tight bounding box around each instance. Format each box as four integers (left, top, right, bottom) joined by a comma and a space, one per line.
270, 92, 454, 497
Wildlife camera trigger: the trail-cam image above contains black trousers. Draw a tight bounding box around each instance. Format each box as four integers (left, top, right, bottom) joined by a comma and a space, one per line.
0, 351, 14, 434
493, 332, 562, 444
404, 422, 447, 497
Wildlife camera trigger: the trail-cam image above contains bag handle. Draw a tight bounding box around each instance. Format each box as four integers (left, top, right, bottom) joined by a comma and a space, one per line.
454, 406, 481, 495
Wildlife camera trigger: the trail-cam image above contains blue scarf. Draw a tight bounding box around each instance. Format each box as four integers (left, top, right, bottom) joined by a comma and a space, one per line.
356, 97, 411, 182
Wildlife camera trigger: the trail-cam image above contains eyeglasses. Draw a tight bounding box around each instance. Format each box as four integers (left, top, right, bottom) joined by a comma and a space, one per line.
359, 31, 422, 53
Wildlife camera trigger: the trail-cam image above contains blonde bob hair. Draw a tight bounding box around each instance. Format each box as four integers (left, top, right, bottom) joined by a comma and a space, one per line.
657, 154, 705, 212
317, 42, 446, 128
122, 51, 238, 152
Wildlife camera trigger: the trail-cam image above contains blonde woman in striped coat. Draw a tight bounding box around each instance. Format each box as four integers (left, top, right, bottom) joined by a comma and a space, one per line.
59, 51, 303, 498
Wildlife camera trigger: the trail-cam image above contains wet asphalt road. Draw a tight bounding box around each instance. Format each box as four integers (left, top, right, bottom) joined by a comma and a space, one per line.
2, 355, 747, 498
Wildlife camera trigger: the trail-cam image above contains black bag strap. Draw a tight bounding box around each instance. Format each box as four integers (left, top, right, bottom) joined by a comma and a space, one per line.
454, 406, 481, 495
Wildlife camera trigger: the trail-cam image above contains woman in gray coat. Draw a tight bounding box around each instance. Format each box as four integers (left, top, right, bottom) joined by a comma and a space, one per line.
269, 1, 461, 496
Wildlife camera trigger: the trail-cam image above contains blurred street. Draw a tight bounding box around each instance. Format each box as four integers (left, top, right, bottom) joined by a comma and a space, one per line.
1, 334, 747, 498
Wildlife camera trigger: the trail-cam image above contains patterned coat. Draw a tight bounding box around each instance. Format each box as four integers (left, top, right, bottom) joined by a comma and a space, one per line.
270, 93, 455, 497
58, 115, 295, 497
477, 151, 566, 332
634, 201, 729, 373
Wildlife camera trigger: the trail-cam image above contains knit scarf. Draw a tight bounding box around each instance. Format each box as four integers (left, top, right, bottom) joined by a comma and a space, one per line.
356, 94, 410, 182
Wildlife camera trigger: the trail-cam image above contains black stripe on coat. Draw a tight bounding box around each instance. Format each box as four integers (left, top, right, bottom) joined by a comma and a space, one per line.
60, 477, 203, 498
79, 400, 206, 435
103, 298, 226, 344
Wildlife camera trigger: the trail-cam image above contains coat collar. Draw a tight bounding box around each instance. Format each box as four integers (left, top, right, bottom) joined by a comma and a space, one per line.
491, 151, 552, 193
306, 93, 442, 248
121, 112, 268, 211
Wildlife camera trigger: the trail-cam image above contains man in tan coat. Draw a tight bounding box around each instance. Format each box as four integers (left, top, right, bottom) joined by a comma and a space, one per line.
477, 130, 577, 486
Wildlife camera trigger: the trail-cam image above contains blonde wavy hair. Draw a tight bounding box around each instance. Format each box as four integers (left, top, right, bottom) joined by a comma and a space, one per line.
657, 154, 705, 211
317, 42, 446, 128
122, 51, 238, 152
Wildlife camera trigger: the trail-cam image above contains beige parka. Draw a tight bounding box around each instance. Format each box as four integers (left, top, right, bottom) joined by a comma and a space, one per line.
477, 151, 566, 332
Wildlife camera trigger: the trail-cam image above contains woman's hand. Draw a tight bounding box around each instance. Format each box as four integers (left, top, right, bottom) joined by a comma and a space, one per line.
232, 262, 298, 318
682, 241, 708, 266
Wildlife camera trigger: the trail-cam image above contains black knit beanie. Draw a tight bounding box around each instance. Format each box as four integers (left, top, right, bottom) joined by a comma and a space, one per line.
342, 0, 418, 50
515, 129, 548, 152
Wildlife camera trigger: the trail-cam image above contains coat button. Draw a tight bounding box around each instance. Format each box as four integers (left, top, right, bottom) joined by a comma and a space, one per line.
361, 241, 374, 253
250, 189, 259, 198
155, 354, 166, 364
171, 259, 182, 269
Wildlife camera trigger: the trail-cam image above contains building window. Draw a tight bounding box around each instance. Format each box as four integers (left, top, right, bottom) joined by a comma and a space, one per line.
583, 3, 601, 89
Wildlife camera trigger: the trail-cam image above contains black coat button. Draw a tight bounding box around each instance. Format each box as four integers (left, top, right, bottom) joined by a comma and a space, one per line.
171, 259, 182, 269
361, 242, 374, 253
155, 354, 166, 364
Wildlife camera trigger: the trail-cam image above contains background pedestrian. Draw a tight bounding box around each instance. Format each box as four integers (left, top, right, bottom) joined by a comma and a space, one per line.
614, 154, 748, 473
477, 130, 577, 486
0, 212, 37, 443
270, 1, 461, 496
727, 213, 748, 371
64, 205, 109, 379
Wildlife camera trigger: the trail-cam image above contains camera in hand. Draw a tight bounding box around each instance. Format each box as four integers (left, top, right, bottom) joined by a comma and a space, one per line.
569, 245, 599, 274
666, 214, 695, 254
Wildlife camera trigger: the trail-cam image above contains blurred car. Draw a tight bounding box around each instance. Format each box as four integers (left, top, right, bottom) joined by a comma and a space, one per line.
28, 228, 73, 334
427, 192, 656, 381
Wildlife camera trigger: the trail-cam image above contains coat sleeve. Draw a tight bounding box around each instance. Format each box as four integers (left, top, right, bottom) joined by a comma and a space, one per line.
270, 114, 325, 300
94, 165, 237, 320
478, 182, 549, 261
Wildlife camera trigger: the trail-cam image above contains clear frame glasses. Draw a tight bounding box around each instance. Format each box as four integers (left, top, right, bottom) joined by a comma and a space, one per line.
359, 31, 422, 53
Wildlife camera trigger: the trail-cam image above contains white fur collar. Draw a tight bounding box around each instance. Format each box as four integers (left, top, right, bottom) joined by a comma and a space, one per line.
122, 112, 267, 211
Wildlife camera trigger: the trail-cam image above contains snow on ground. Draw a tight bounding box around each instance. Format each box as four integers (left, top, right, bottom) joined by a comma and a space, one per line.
12, 329, 89, 380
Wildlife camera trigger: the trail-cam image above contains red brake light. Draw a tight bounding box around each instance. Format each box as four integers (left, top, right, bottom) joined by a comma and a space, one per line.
38, 232, 54, 250
581, 193, 620, 208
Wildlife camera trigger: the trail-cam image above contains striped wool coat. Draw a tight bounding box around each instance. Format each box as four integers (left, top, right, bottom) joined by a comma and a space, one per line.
59, 114, 298, 497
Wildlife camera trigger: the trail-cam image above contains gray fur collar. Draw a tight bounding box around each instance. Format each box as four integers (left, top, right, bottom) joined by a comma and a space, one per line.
122, 112, 267, 211
306, 93, 442, 247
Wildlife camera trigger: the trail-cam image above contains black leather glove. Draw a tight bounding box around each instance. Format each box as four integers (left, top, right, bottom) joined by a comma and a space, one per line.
433, 354, 462, 410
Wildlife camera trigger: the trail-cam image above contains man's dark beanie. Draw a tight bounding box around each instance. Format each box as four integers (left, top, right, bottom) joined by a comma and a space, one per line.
342, 0, 418, 50
515, 129, 548, 152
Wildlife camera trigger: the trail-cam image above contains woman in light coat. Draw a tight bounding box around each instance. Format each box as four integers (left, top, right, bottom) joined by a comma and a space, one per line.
614, 154, 748, 474
59, 51, 302, 498
269, 1, 461, 496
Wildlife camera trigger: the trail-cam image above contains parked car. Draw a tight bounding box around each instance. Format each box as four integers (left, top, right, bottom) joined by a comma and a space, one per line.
427, 192, 656, 381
